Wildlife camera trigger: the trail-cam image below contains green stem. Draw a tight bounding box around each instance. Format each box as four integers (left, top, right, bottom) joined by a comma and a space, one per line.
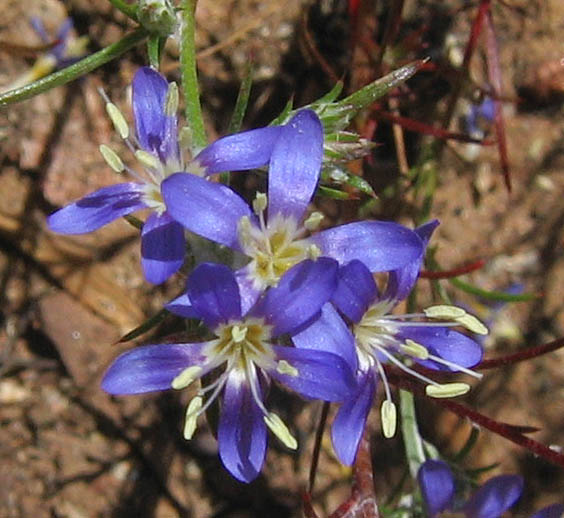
179, 0, 207, 151
399, 389, 426, 478
108, 0, 139, 20
0, 28, 148, 107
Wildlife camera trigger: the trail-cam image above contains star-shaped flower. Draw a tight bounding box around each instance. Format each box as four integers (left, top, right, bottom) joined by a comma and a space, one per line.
161, 109, 424, 313
102, 259, 355, 482
47, 67, 284, 284
292, 222, 485, 464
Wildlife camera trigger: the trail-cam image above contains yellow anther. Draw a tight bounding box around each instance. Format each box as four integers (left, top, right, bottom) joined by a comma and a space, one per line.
135, 150, 161, 170
304, 211, 324, 231
231, 325, 248, 343
264, 413, 298, 450
381, 400, 397, 438
252, 193, 268, 215
455, 314, 488, 336
99, 144, 125, 173
424, 305, 466, 319
401, 339, 430, 360
165, 81, 179, 116
105, 102, 129, 139
425, 382, 470, 399
171, 366, 202, 390
183, 396, 203, 440
276, 360, 298, 377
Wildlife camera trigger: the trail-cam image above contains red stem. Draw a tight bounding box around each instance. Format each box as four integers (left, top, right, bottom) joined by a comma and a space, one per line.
420, 259, 486, 279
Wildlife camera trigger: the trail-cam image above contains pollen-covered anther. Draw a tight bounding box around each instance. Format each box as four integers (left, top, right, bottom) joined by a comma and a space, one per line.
307, 244, 321, 260
231, 325, 248, 343
304, 211, 324, 231
424, 305, 466, 319
171, 366, 203, 390
105, 102, 130, 139
425, 382, 470, 399
455, 314, 488, 336
264, 412, 298, 450
165, 82, 179, 116
401, 339, 430, 360
183, 395, 203, 440
381, 400, 397, 438
99, 144, 125, 173
276, 360, 298, 377
252, 193, 268, 215
135, 149, 161, 170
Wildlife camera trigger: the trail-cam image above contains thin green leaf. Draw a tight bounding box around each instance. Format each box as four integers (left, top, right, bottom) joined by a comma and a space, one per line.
453, 426, 481, 461
108, 0, 139, 20
147, 34, 165, 68
317, 185, 355, 200
450, 278, 538, 302
117, 309, 169, 343
270, 98, 294, 126
228, 63, 253, 135
0, 28, 148, 107
400, 389, 426, 478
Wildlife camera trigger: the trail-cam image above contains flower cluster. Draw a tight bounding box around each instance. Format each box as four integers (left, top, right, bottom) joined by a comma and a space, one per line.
418, 460, 563, 518
48, 67, 487, 482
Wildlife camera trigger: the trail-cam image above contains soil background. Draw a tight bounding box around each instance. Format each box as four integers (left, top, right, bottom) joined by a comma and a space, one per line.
0, 0, 563, 517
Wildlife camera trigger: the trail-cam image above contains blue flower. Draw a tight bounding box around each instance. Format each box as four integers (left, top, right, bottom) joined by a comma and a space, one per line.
30, 17, 87, 71
292, 222, 485, 465
161, 109, 424, 313
47, 67, 284, 284
102, 259, 355, 482
418, 460, 563, 518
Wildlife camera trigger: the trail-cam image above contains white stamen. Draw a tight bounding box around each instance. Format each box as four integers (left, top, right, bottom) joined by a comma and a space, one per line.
179, 126, 192, 150
304, 211, 324, 231
276, 360, 298, 377
264, 412, 298, 450
231, 325, 248, 343
455, 314, 489, 336
252, 193, 268, 215
426, 382, 470, 398
381, 400, 397, 438
99, 144, 125, 173
165, 81, 179, 116
105, 102, 130, 139
307, 244, 322, 260
426, 353, 483, 379
183, 396, 203, 439
171, 366, 203, 390
401, 339, 430, 360
424, 305, 467, 319
135, 149, 161, 170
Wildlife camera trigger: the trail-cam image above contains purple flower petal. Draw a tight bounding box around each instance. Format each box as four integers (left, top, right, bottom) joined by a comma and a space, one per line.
267, 110, 323, 222
270, 346, 355, 402
141, 211, 185, 284
218, 373, 267, 483
332, 370, 376, 465
194, 126, 283, 175
187, 263, 241, 329
132, 67, 179, 165
251, 258, 338, 337
165, 292, 198, 319
398, 327, 483, 370
332, 260, 378, 323
384, 219, 439, 302
101, 343, 206, 394
47, 182, 147, 234
161, 172, 251, 250
311, 220, 423, 272
292, 302, 357, 373
464, 475, 524, 518
235, 266, 261, 316
417, 460, 455, 517
531, 504, 564, 518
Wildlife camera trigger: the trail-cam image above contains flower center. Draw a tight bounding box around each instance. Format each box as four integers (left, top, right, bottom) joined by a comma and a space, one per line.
237, 196, 321, 289
141, 183, 166, 214
206, 318, 275, 371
